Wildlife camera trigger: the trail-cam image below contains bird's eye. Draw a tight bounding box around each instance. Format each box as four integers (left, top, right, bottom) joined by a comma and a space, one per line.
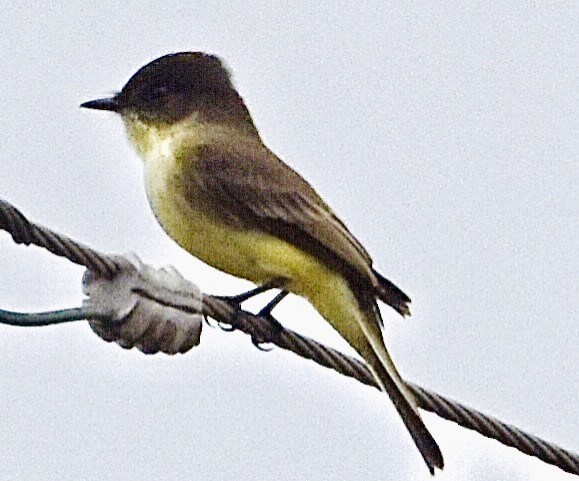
147, 85, 171, 100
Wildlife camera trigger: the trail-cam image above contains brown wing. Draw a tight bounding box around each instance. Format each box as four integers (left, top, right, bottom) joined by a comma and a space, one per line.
184, 139, 375, 282
181, 138, 410, 315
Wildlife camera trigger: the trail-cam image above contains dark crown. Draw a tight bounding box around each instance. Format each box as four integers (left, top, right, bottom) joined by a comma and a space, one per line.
115, 52, 242, 123
121, 53, 231, 99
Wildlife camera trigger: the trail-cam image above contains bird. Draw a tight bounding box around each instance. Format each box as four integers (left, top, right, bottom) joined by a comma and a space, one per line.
81, 52, 443, 473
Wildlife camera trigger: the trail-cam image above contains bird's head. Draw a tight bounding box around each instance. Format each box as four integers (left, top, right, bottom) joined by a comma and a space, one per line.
81, 52, 242, 125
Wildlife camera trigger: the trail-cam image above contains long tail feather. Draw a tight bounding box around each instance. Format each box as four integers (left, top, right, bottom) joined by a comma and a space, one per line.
366, 351, 444, 474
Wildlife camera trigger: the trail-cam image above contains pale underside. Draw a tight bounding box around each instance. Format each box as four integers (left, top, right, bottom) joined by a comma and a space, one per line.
123, 114, 411, 382
119, 114, 443, 472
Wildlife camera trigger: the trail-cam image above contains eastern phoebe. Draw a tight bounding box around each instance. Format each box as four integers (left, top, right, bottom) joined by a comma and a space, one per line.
81, 52, 443, 473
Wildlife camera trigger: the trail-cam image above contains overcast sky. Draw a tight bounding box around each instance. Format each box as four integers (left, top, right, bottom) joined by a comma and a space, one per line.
0, 2, 577, 480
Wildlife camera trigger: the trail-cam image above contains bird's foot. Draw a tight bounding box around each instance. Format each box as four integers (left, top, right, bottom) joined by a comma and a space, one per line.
249, 290, 288, 350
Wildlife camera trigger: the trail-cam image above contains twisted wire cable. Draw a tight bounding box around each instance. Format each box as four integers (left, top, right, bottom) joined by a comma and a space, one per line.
0, 199, 119, 276
203, 295, 578, 475
1, 199, 577, 476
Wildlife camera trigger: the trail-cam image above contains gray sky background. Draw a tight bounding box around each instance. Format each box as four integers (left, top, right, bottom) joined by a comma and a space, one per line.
0, 2, 577, 480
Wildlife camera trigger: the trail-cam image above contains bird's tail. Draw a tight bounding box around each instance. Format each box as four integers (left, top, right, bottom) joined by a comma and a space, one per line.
356, 297, 443, 475
373, 270, 411, 317
365, 348, 444, 474
304, 270, 442, 473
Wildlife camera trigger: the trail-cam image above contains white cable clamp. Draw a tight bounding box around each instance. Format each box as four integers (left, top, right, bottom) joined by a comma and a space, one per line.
82, 254, 203, 355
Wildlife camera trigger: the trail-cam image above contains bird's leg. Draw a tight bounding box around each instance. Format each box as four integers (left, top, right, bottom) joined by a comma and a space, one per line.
257, 290, 289, 318
214, 278, 289, 342
217, 278, 290, 350
221, 278, 285, 305
206, 285, 275, 329
250, 290, 289, 351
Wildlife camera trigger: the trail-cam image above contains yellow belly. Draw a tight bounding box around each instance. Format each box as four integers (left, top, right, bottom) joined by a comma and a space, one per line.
131, 117, 372, 353
149, 175, 325, 293
125, 117, 406, 400
154, 189, 370, 348
145, 162, 365, 337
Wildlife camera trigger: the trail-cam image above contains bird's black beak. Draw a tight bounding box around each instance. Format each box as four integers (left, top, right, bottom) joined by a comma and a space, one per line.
80, 96, 121, 112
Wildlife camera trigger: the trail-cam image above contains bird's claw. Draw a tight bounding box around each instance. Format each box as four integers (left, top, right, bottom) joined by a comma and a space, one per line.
249, 311, 285, 351
217, 322, 235, 332
251, 336, 274, 351
203, 313, 216, 327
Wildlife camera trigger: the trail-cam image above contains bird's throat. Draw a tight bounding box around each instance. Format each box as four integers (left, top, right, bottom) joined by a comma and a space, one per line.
121, 113, 203, 166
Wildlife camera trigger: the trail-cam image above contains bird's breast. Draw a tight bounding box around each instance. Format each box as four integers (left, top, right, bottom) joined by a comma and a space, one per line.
143, 151, 337, 298
127, 117, 344, 305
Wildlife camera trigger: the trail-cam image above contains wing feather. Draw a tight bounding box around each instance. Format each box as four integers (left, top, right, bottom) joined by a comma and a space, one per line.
187, 141, 375, 284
